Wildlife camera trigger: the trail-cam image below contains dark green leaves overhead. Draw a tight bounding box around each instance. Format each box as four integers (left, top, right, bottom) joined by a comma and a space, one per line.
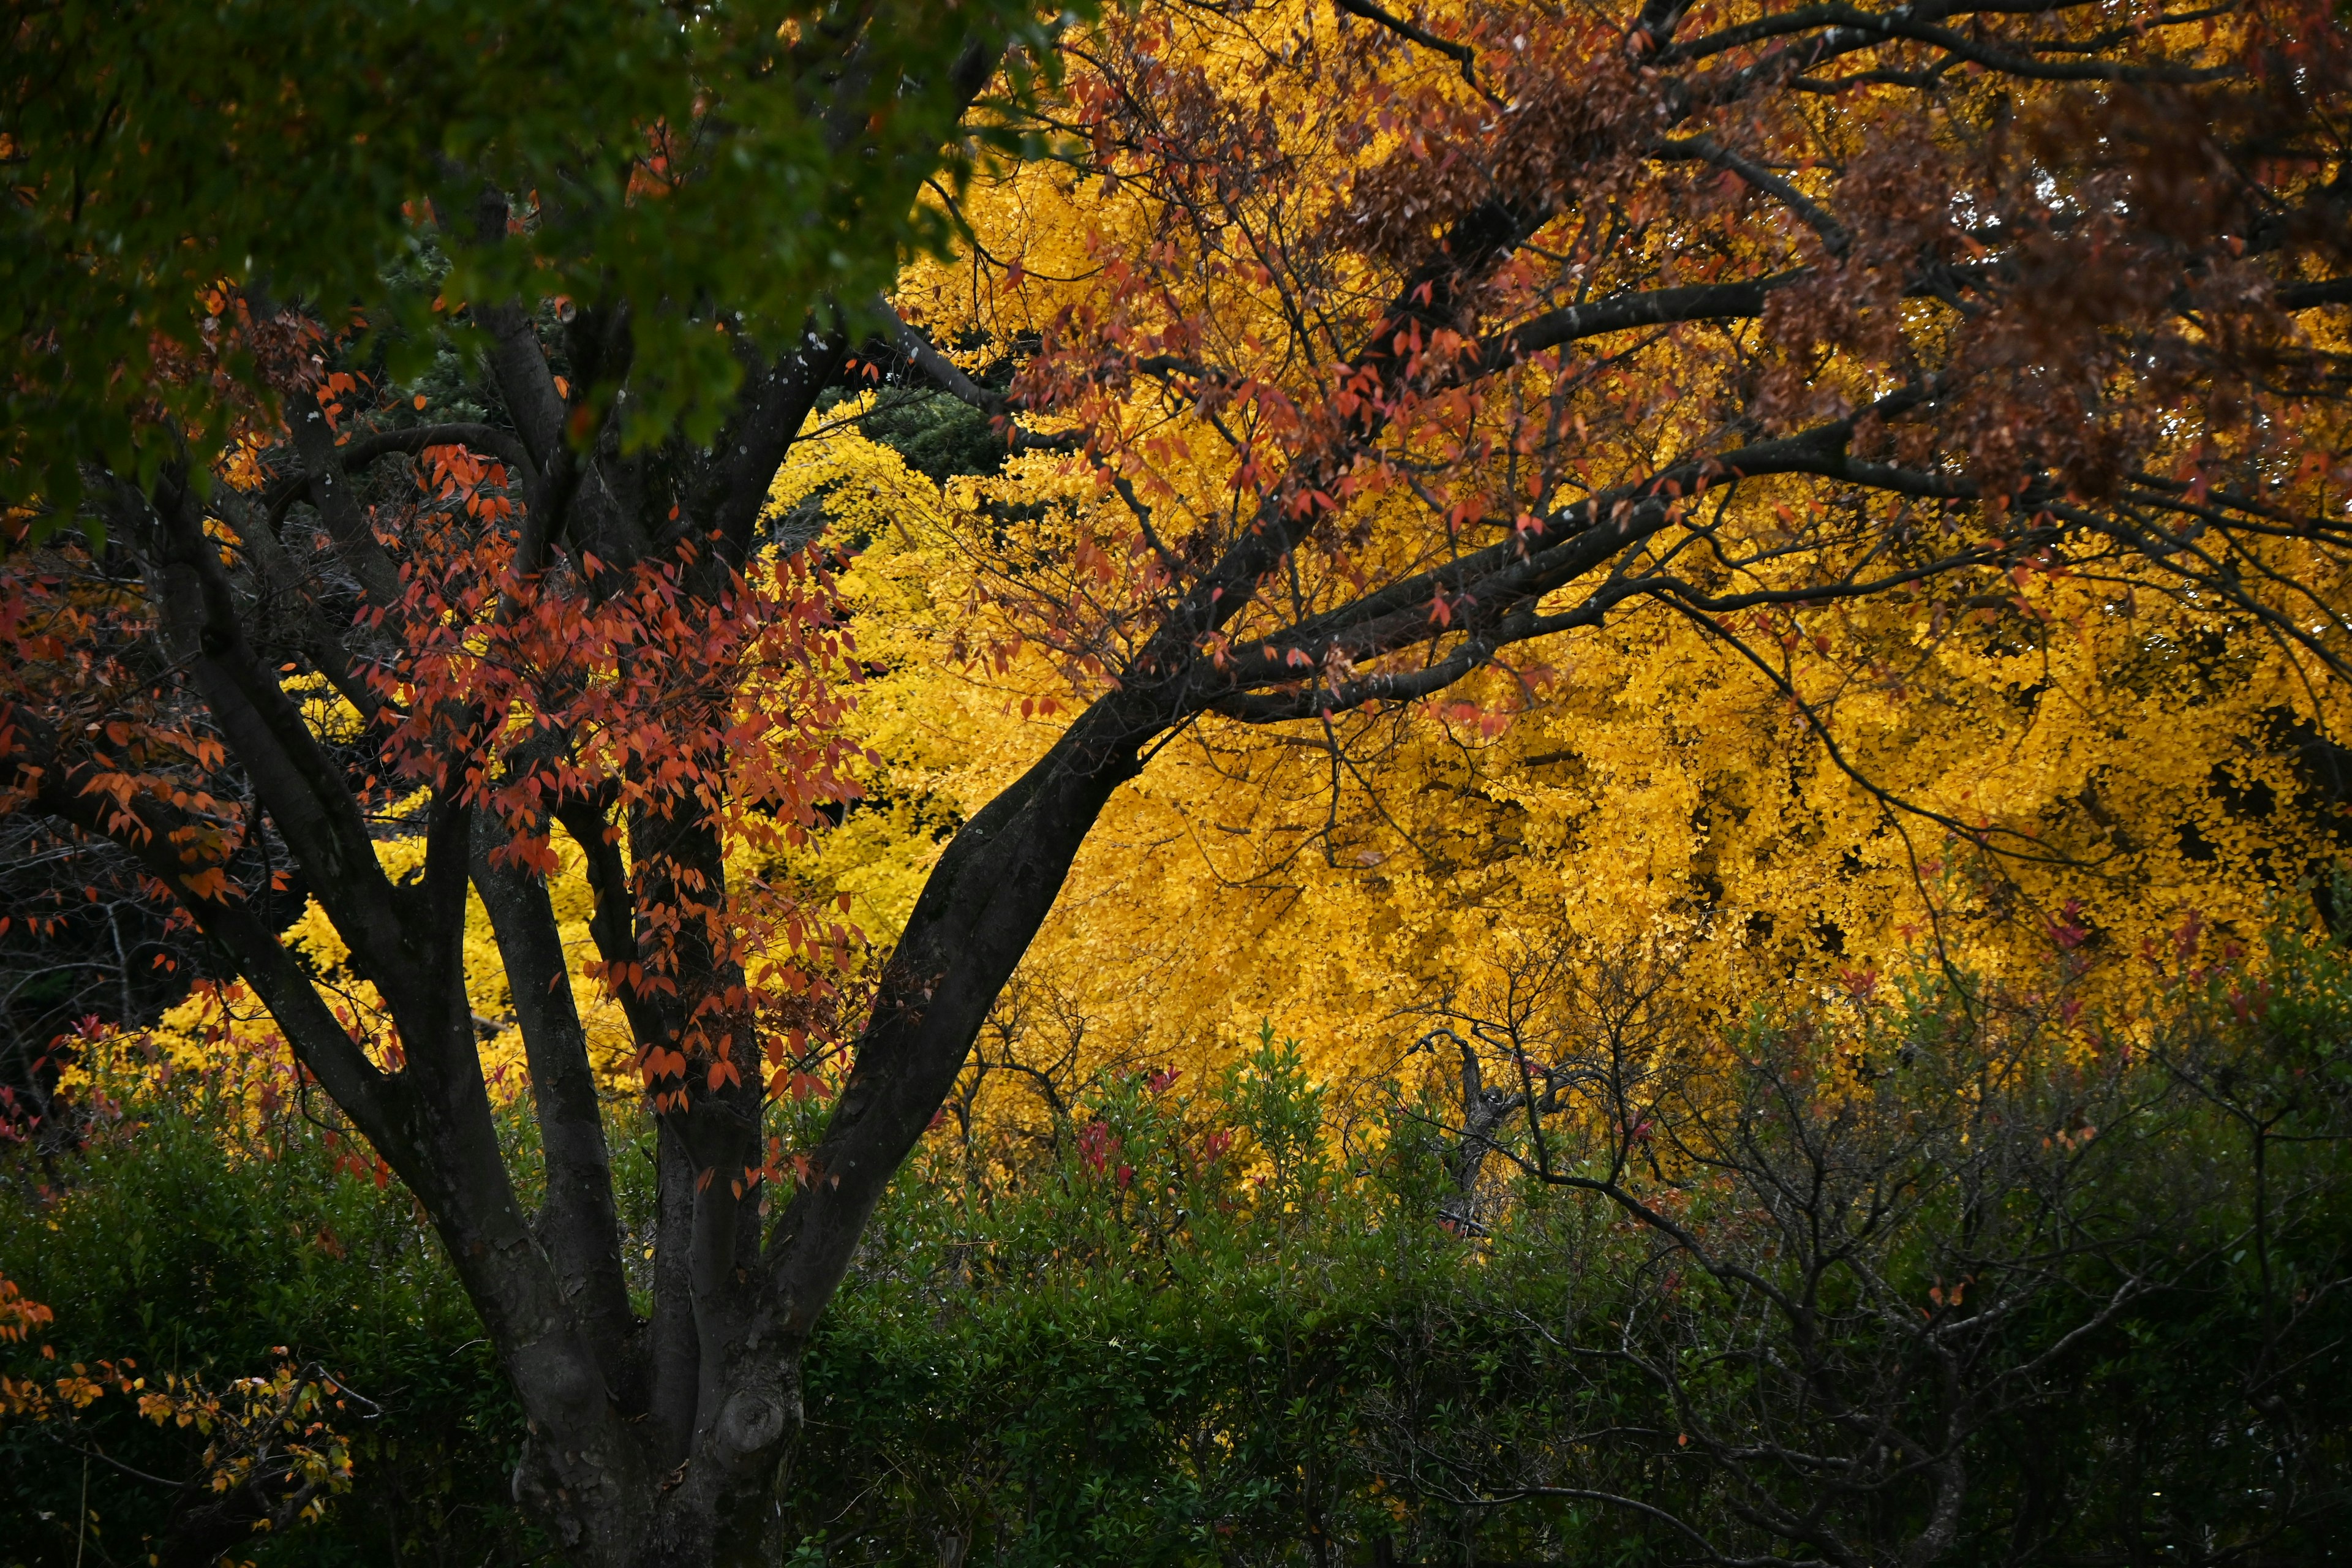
1, 0, 1055, 522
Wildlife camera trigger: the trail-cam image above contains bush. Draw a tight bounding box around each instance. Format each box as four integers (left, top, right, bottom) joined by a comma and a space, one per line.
782, 932, 2352, 1567
0, 1036, 533, 1568
6, 925, 2348, 1567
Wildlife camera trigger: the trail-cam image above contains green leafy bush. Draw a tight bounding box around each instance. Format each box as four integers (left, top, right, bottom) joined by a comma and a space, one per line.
6, 922, 2348, 1567
0, 1045, 532, 1567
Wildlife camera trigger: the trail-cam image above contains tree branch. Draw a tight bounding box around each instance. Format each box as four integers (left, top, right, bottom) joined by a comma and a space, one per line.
1, 703, 406, 1154
1477, 276, 1798, 374
873, 297, 1082, 453
285, 391, 405, 611
1656, 136, 1850, 256
1333, 0, 1485, 95
334, 421, 538, 485
469, 815, 636, 1397
144, 470, 422, 1012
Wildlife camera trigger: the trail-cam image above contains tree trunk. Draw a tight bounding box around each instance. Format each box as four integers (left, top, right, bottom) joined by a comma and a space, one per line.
568, 697, 1163, 1566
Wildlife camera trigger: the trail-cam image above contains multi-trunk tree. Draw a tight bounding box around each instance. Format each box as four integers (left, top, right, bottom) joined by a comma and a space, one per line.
5, 2, 1046, 1562
5, 1, 2351, 1564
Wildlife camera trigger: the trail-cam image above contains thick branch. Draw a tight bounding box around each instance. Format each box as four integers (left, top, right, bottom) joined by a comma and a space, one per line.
756, 698, 1151, 1336
4, 705, 405, 1153
706, 323, 851, 564
1476, 276, 1791, 374
876, 298, 1083, 453
553, 795, 666, 1052
146, 472, 423, 1010
469, 187, 573, 476
2280, 276, 2352, 309
1657, 135, 1851, 256
335, 421, 537, 485
1333, 0, 1484, 93
470, 816, 636, 1397
286, 391, 406, 611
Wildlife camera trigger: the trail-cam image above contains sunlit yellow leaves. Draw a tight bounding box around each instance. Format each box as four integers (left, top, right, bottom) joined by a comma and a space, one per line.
771, 19, 2352, 1108
0, 1278, 354, 1526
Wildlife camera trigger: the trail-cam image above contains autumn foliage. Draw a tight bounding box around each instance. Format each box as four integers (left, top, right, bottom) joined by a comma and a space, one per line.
5, 1, 2352, 1565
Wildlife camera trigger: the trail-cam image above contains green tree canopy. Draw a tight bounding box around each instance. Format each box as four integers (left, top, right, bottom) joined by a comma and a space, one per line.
1, 0, 1050, 523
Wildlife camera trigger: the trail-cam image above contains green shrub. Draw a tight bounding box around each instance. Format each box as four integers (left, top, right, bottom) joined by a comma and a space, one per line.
6, 927, 2349, 1567
0, 1047, 533, 1568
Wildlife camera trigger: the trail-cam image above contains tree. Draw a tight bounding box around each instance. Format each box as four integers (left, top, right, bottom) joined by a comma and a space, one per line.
832, 0, 2352, 1088
2, 2, 1052, 1562
5, 2, 2351, 1566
